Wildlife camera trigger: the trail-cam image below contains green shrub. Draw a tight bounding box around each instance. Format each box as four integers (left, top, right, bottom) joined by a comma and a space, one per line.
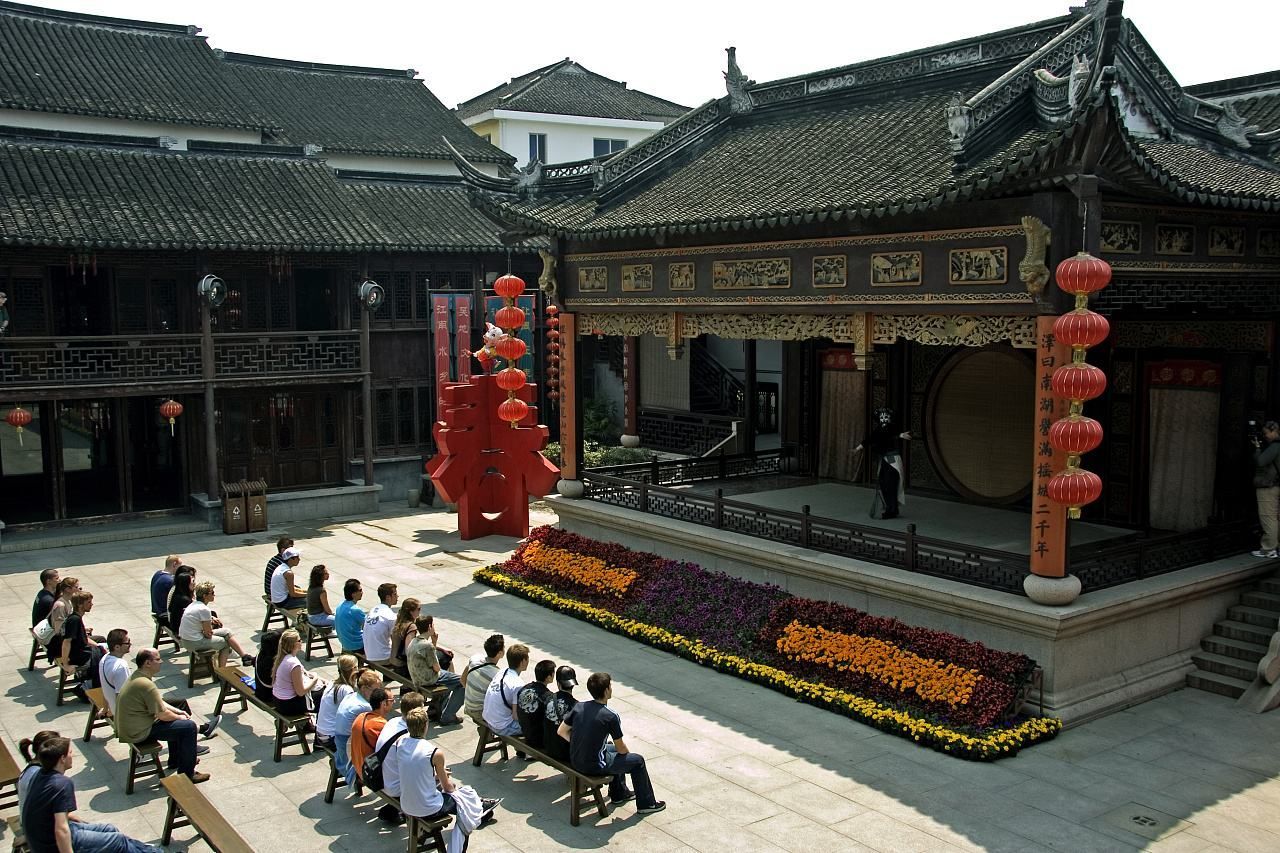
540, 440, 650, 469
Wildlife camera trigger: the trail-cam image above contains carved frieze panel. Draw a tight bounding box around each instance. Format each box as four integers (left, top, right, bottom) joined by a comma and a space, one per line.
579, 266, 608, 292
1101, 221, 1141, 254
1113, 320, 1271, 351
621, 264, 653, 292
812, 255, 847, 288
668, 263, 696, 291
873, 315, 1036, 349
575, 313, 669, 339
683, 313, 868, 347
948, 247, 1008, 285
1209, 226, 1246, 257
1260, 230, 1280, 258
871, 251, 922, 286
1155, 224, 1195, 255
712, 258, 791, 290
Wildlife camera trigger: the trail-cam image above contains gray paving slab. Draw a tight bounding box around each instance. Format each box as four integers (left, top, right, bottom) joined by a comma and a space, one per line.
1, 507, 1280, 852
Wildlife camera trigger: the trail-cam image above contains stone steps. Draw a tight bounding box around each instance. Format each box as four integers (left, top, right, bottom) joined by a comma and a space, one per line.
1189, 573, 1279, 699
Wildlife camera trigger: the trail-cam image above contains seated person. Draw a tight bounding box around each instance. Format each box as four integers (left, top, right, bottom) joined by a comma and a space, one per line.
31, 568, 58, 633
17, 730, 60, 808
374, 691, 424, 816
334, 669, 382, 786
179, 582, 254, 669
272, 628, 324, 721
269, 547, 308, 610
116, 649, 209, 784
406, 616, 463, 725
59, 590, 102, 699
307, 565, 336, 628
334, 579, 367, 654
45, 577, 79, 664
461, 634, 504, 722
387, 597, 421, 674
100, 629, 221, 739
350, 687, 394, 792
254, 631, 282, 706
516, 660, 556, 750
264, 537, 294, 597
399, 707, 500, 827
166, 566, 196, 639
560, 672, 663, 814
361, 583, 399, 665
21, 735, 163, 853
482, 643, 529, 737
541, 665, 578, 764
150, 555, 180, 628
315, 655, 358, 751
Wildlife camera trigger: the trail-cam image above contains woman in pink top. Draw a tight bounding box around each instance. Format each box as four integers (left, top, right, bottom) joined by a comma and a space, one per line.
272, 629, 324, 719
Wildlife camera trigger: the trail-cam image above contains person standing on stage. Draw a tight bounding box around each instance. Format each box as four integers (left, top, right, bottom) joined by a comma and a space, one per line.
854, 408, 912, 520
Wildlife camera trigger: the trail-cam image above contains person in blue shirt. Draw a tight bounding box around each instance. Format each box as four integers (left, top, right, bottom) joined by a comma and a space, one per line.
559, 672, 664, 815
149, 555, 180, 628
334, 579, 367, 654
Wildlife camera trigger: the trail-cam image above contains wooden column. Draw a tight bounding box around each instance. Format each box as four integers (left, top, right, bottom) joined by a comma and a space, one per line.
1030, 315, 1071, 577
360, 306, 374, 488
620, 335, 639, 446
559, 312, 580, 481
743, 339, 758, 454
200, 298, 218, 499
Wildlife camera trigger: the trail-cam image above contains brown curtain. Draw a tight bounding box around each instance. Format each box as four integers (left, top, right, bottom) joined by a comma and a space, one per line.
1148, 387, 1219, 531
818, 370, 866, 480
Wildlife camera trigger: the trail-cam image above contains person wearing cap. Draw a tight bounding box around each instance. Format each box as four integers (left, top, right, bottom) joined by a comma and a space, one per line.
515, 660, 555, 749
270, 547, 308, 610
264, 537, 294, 597
541, 665, 578, 764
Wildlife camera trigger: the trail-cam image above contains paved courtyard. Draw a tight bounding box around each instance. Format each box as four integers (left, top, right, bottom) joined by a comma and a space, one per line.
1, 505, 1279, 852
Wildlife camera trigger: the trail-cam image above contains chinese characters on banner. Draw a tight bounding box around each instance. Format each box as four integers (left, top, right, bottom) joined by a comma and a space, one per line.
1030, 315, 1070, 577
455, 298, 471, 384
432, 295, 451, 417
622, 337, 637, 437
559, 313, 578, 480
432, 294, 476, 420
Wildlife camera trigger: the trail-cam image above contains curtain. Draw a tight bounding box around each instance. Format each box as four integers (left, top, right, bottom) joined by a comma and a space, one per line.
818, 370, 866, 481
1148, 387, 1219, 531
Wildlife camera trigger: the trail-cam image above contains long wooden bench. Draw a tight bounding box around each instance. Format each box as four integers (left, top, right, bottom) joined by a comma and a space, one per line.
354, 653, 451, 711
470, 720, 611, 826
186, 648, 218, 689
260, 595, 290, 632
316, 740, 362, 804
151, 613, 180, 654
26, 633, 48, 673
296, 619, 336, 661
0, 738, 21, 812
83, 687, 114, 742
160, 773, 253, 852
370, 788, 449, 853
211, 665, 311, 762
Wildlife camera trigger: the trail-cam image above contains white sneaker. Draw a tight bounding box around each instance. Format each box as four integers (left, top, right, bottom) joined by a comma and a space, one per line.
1251, 550, 1278, 558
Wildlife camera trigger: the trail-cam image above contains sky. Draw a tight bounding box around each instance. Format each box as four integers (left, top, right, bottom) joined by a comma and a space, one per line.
27, 0, 1280, 110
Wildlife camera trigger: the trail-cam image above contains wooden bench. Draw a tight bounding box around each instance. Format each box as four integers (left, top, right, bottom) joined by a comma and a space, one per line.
0, 738, 21, 812
211, 665, 311, 762
316, 740, 363, 804
470, 720, 611, 826
160, 773, 253, 852
185, 647, 218, 689
5, 815, 29, 853
26, 634, 48, 673
123, 740, 165, 795
260, 595, 290, 632
297, 619, 336, 661
83, 687, 114, 742
54, 665, 77, 707
370, 789, 449, 853
354, 654, 451, 710
151, 614, 180, 654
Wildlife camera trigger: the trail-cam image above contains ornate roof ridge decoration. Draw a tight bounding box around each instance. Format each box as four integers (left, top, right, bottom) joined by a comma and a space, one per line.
217, 51, 416, 80
724, 47, 755, 115
0, 0, 200, 37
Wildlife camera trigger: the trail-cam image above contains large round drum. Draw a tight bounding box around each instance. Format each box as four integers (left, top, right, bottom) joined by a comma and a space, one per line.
926, 347, 1035, 504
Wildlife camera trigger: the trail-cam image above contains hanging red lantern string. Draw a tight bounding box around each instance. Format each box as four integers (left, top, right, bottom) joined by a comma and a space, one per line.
159, 399, 184, 437
5, 405, 33, 447
493, 275, 528, 427
1046, 252, 1112, 519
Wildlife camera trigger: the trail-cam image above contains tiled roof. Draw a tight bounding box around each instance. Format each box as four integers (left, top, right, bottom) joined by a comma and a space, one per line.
0, 1, 271, 131
223, 55, 512, 163
457, 59, 689, 122
1229, 94, 1280, 135
1134, 139, 1280, 202
0, 137, 524, 252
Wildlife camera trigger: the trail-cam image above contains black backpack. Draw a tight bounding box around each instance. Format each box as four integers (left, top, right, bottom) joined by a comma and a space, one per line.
361, 722, 408, 792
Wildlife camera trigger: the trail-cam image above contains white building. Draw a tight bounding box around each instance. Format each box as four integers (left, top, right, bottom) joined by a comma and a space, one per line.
456, 59, 689, 167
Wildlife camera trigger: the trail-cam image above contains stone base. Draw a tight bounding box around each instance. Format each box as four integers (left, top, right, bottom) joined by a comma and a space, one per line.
550, 496, 1274, 724
1024, 573, 1082, 605
557, 479, 585, 498
620, 434, 641, 448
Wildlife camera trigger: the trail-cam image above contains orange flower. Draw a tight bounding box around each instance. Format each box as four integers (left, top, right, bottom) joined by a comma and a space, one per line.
520, 541, 637, 597
776, 621, 981, 707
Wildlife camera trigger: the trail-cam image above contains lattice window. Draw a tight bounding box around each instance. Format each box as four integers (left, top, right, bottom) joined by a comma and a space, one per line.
418, 385, 433, 447
393, 271, 412, 322
397, 388, 415, 446
151, 279, 177, 332
415, 272, 431, 320
116, 278, 148, 334
10, 275, 47, 335
322, 394, 338, 448
269, 277, 291, 330
371, 270, 392, 328
433, 271, 453, 291
375, 389, 395, 448
243, 272, 269, 332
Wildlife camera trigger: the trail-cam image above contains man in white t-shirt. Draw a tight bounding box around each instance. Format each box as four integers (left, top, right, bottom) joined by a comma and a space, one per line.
99, 628, 220, 739
362, 583, 398, 664
178, 582, 254, 668
482, 643, 529, 737
269, 547, 307, 609
371, 691, 422, 824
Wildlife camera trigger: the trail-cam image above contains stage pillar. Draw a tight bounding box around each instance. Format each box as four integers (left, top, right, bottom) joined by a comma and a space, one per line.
620, 335, 640, 448
557, 313, 585, 497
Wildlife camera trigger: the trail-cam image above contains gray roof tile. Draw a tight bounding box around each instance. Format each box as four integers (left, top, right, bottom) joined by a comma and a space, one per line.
457, 59, 689, 122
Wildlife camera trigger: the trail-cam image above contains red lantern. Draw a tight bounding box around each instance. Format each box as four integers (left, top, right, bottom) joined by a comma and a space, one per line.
1053, 310, 1110, 349
548, 353, 560, 364
1055, 252, 1112, 296
498, 397, 529, 425
1048, 416, 1103, 455
1051, 363, 1107, 401
495, 368, 527, 392
546, 305, 559, 316
493, 274, 526, 299
546, 329, 560, 341
548, 341, 560, 353
495, 336, 527, 362
548, 390, 560, 401
159, 399, 184, 436
1046, 467, 1103, 519
495, 306, 526, 330
546, 315, 559, 327
547, 366, 560, 378
5, 405, 33, 446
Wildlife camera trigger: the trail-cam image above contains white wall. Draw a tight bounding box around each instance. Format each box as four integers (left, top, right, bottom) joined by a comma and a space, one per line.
464, 109, 665, 167
0, 108, 261, 148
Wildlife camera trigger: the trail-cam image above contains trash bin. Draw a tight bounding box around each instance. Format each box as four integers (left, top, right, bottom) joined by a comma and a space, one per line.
222, 481, 246, 535
246, 479, 268, 533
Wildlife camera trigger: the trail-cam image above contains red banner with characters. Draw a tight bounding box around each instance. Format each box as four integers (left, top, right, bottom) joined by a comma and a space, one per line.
432, 296, 452, 417
455, 297, 472, 384
1030, 315, 1070, 578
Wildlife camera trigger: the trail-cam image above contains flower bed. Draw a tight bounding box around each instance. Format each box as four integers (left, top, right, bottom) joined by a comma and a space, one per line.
480, 526, 1061, 760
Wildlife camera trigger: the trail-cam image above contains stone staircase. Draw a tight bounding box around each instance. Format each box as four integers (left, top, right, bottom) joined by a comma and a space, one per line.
1187, 574, 1280, 698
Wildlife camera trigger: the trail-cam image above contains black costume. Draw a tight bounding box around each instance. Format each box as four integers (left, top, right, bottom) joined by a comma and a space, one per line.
864, 409, 907, 519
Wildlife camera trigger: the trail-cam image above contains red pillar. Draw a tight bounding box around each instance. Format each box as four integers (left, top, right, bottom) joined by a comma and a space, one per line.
1030, 315, 1071, 577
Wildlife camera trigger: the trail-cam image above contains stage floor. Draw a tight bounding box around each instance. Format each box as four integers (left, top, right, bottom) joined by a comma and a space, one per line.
675, 477, 1132, 555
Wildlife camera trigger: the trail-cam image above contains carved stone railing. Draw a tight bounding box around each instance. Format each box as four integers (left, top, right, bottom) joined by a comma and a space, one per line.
213, 331, 360, 377
0, 331, 362, 389
0, 335, 203, 388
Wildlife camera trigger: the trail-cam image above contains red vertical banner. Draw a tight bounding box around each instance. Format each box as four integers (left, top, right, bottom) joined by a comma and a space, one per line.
432, 295, 451, 417
1030, 315, 1071, 578
622, 336, 637, 437
454, 295, 472, 384
559, 313, 579, 479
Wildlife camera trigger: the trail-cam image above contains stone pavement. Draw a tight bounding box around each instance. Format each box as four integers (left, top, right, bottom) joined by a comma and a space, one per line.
1, 506, 1279, 852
